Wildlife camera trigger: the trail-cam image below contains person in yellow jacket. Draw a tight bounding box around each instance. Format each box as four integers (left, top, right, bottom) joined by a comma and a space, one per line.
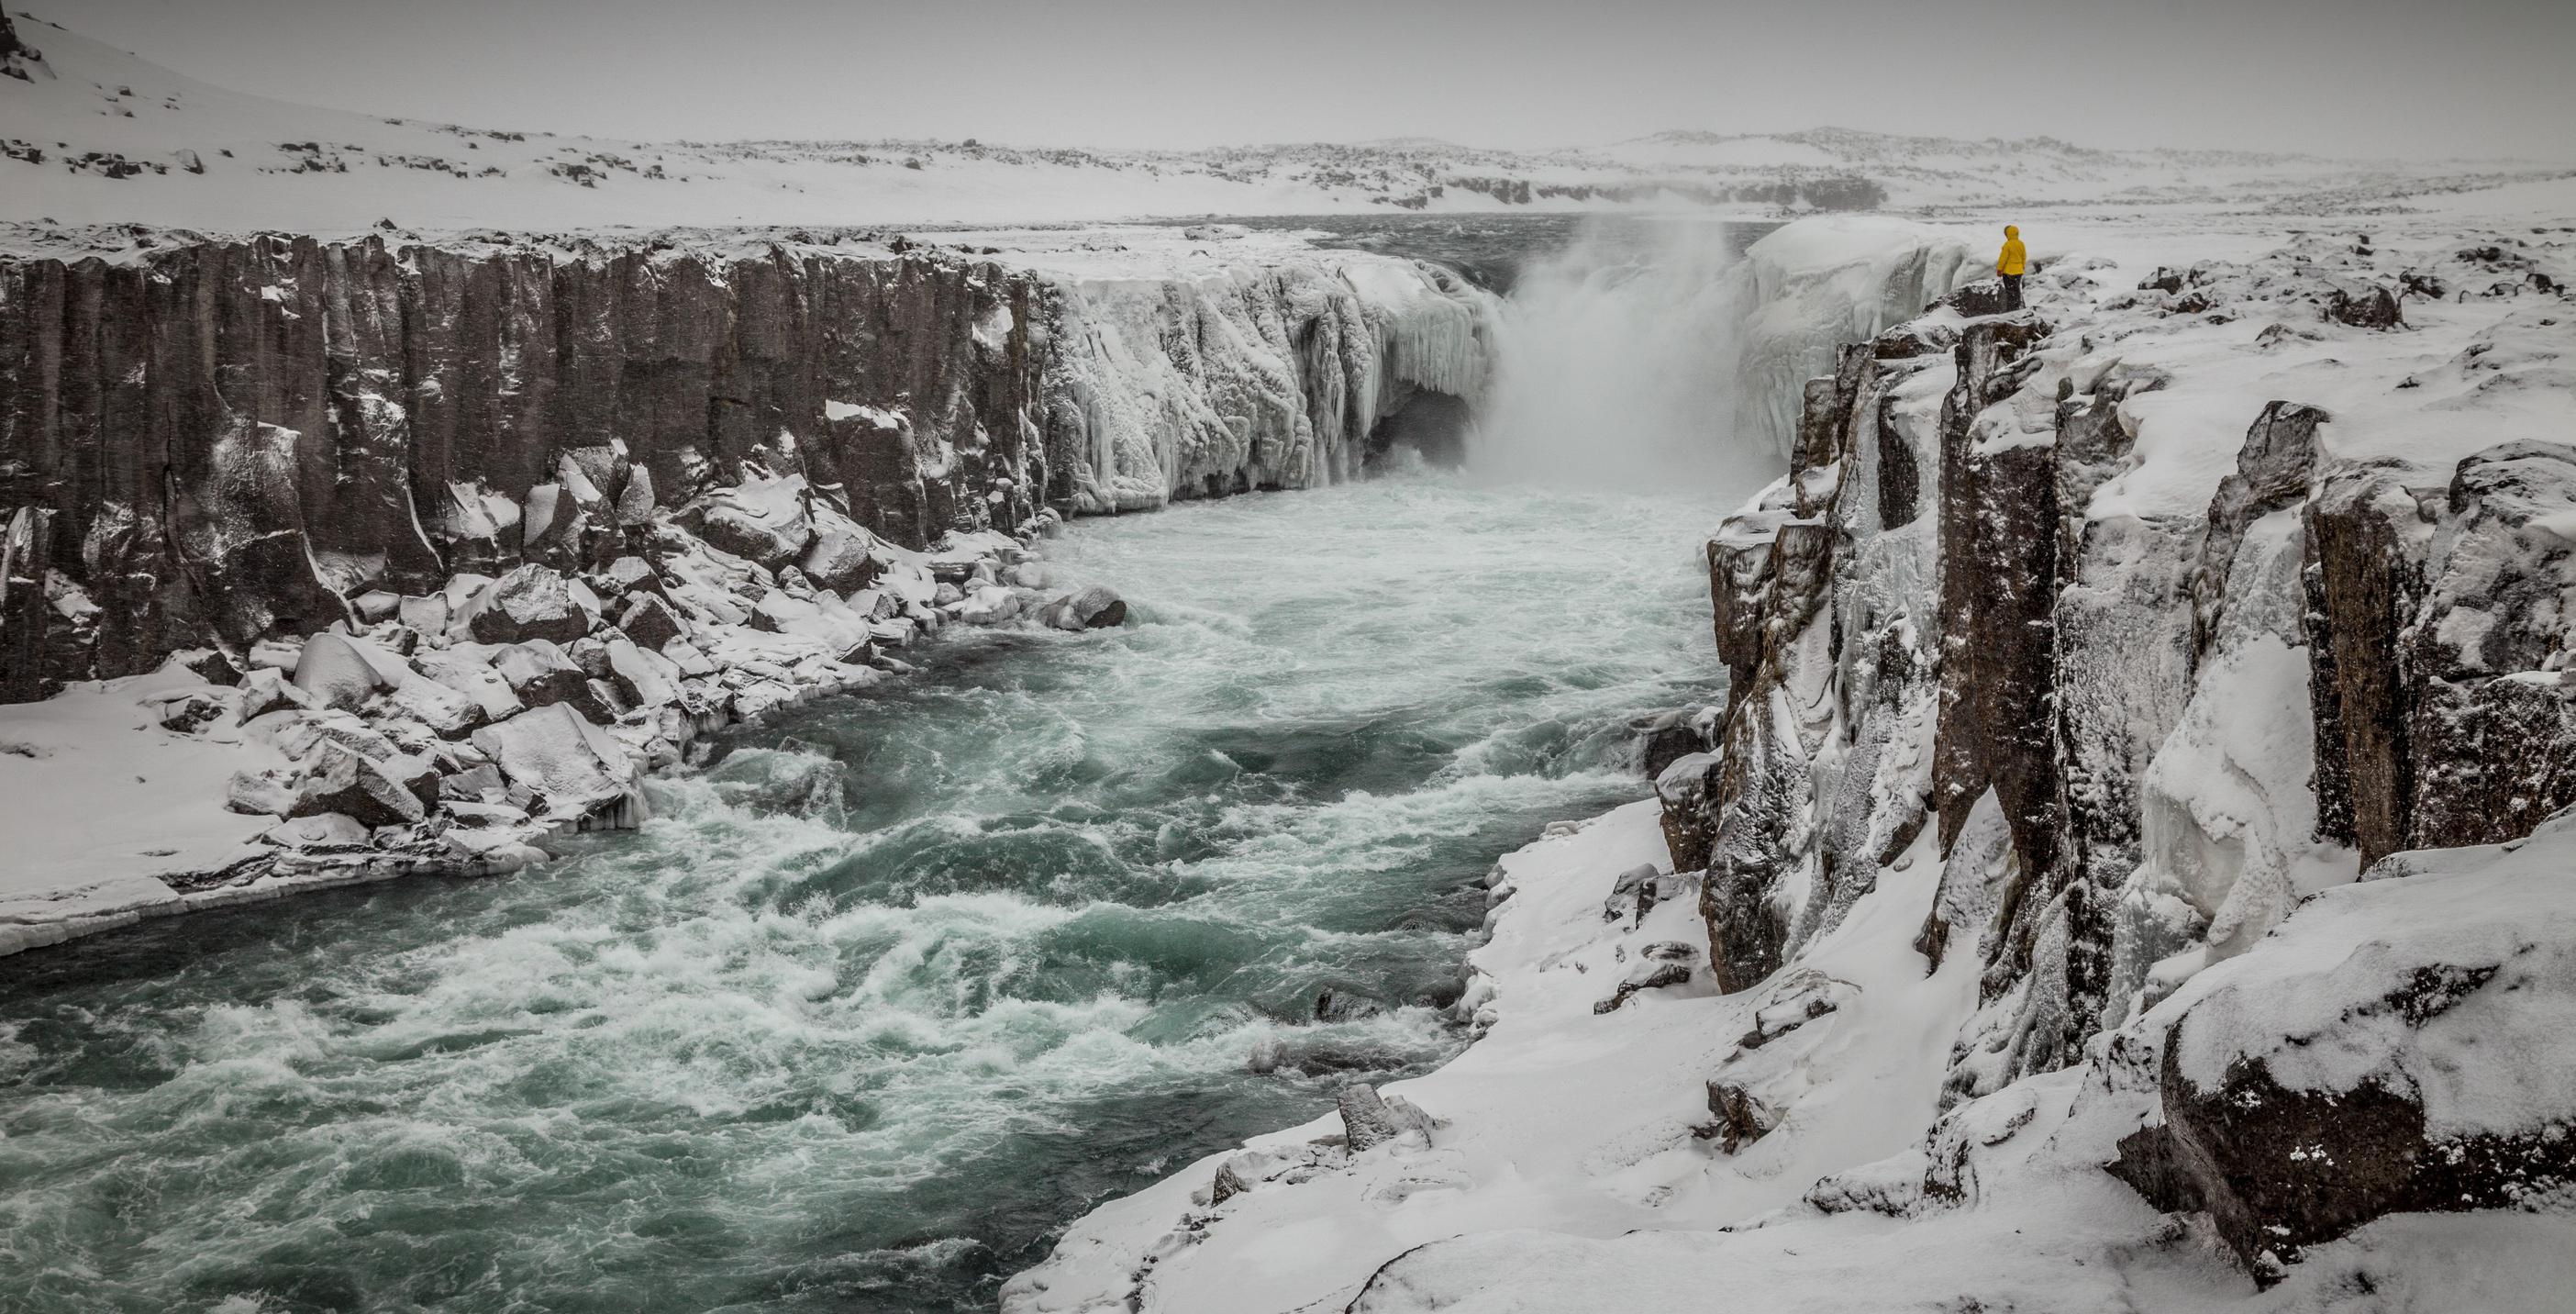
1997, 225, 2028, 312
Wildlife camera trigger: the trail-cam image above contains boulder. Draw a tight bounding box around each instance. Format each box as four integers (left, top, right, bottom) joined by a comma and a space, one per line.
413, 649, 524, 722
291, 631, 390, 711
262, 813, 373, 852
616, 593, 689, 651
595, 555, 667, 601
2325, 282, 2404, 329
692, 474, 813, 568
2107, 818, 2576, 1280
799, 527, 883, 594
389, 674, 485, 738
471, 702, 640, 823
490, 640, 593, 710
466, 564, 591, 646
1944, 278, 2012, 317
1036, 585, 1127, 630
288, 743, 427, 829
439, 762, 505, 802
175, 648, 243, 687
225, 768, 298, 817
1337, 1084, 1436, 1153
955, 585, 1022, 626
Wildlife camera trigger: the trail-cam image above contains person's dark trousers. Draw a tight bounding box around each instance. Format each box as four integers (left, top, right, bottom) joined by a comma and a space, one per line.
2001, 273, 2023, 312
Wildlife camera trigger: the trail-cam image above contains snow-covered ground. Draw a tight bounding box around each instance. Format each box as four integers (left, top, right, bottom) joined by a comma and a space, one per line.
4, 10, 2569, 236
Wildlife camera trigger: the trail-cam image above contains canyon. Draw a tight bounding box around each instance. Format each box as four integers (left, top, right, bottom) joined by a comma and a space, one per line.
6, 6, 2576, 1311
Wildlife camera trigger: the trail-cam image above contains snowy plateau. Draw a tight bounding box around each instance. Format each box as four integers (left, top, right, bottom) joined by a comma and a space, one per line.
5, 5, 2576, 1314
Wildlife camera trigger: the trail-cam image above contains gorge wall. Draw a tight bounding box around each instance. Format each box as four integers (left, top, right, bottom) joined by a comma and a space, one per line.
0, 231, 1492, 699
1660, 232, 2576, 1269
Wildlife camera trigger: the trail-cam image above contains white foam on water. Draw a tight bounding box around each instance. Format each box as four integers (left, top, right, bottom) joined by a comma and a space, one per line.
0, 473, 1738, 1311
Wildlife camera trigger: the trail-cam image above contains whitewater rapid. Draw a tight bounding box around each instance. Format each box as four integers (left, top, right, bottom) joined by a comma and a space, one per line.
0, 474, 1727, 1312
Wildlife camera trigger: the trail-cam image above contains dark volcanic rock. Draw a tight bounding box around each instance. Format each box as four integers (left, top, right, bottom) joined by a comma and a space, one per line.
289, 743, 427, 829
2106, 838, 2576, 1280
1036, 584, 1127, 630
0, 238, 1049, 698
2191, 401, 2327, 664
467, 565, 590, 646
2325, 282, 2404, 329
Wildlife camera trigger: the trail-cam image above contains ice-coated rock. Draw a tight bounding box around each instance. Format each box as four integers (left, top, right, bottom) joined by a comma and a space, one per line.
1337, 1084, 1437, 1153
1036, 585, 1127, 631
465, 565, 591, 646
471, 702, 640, 824
954, 585, 1022, 626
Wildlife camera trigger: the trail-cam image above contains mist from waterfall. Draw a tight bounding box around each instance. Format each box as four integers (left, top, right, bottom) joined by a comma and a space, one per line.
1470, 217, 1782, 503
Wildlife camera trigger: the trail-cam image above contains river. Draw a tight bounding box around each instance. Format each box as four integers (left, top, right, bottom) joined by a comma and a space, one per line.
0, 217, 1776, 1313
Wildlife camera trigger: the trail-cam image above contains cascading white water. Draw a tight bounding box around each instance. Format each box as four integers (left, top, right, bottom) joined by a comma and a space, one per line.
1473, 218, 1782, 500
1470, 214, 1978, 497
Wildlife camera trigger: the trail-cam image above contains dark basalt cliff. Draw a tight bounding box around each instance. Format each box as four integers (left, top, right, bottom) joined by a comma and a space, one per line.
0, 237, 1051, 699
1664, 251, 2576, 1275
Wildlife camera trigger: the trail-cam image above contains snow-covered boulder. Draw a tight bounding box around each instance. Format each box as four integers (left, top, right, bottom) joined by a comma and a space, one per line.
290, 630, 390, 711
1337, 1084, 1437, 1153
690, 473, 814, 568
287, 742, 428, 829
955, 585, 1022, 626
470, 702, 640, 825
464, 564, 592, 646
2107, 814, 2576, 1278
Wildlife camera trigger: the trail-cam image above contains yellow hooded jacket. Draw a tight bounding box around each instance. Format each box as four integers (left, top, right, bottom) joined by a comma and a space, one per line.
1997, 226, 2026, 276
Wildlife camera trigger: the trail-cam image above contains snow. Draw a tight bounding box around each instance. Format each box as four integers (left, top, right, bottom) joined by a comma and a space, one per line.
2160, 810, 2576, 1140
0, 666, 283, 953
1003, 802, 1981, 1312
5, 16, 2570, 239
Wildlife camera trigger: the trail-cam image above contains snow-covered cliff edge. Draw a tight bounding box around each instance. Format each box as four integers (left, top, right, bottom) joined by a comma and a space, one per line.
1005, 212, 2576, 1310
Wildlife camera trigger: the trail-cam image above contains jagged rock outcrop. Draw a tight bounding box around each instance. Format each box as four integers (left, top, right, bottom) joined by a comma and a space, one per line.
1673, 250, 2576, 1119
2104, 817, 2576, 1280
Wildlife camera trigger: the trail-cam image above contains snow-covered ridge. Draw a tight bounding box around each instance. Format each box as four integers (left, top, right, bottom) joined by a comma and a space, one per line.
1005, 209, 2576, 1309
4, 9, 2569, 235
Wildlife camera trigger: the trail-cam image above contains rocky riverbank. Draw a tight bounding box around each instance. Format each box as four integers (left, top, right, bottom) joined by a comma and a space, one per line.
0, 224, 1496, 953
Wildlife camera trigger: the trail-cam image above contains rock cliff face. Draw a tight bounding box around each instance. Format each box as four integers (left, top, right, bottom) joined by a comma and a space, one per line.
1665, 238, 2576, 1265
0, 232, 1491, 700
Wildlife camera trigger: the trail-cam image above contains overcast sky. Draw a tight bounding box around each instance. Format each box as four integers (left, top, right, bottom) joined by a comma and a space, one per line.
33, 0, 2576, 159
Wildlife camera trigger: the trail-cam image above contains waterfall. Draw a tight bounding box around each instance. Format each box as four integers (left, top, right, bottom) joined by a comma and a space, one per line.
1471, 215, 1976, 500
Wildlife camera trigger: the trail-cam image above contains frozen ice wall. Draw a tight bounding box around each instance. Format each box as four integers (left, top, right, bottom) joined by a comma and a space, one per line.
1042, 257, 1495, 513
1731, 217, 1978, 457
